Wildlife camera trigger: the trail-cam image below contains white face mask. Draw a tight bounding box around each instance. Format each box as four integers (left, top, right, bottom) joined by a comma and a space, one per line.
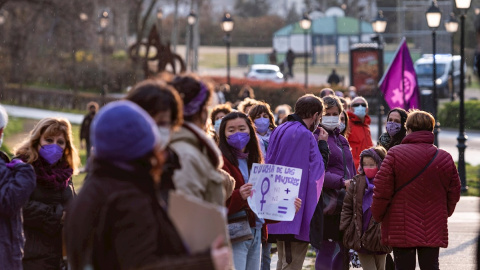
339, 122, 346, 133
157, 126, 171, 149
322, 115, 340, 130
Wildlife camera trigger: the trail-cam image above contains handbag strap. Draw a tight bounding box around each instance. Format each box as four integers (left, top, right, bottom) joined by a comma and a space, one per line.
394, 149, 439, 195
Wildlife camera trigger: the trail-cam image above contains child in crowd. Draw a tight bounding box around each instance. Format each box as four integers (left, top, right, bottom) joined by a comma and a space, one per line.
340, 146, 392, 270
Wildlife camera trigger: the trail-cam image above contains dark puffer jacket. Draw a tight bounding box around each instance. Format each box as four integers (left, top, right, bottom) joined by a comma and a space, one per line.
65, 159, 214, 270
0, 153, 36, 269
371, 131, 461, 248
22, 163, 75, 270
340, 174, 392, 253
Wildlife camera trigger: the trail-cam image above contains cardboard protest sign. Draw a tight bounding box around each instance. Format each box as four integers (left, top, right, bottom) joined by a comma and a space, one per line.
247, 163, 302, 221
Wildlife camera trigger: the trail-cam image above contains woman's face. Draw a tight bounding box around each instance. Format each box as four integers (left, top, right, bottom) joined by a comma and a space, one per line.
38, 132, 66, 151
255, 112, 270, 120
324, 106, 340, 117
225, 118, 250, 138
388, 111, 401, 124
153, 110, 172, 128
362, 156, 377, 169
214, 112, 226, 121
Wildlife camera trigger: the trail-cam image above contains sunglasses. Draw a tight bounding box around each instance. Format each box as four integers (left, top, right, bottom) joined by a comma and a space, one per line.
351, 103, 366, 108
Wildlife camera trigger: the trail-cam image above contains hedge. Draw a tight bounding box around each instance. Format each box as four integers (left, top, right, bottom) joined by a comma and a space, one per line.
438, 100, 480, 130
205, 76, 347, 109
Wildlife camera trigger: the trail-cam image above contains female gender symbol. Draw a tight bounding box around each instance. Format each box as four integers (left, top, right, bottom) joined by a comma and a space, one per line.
260, 177, 270, 211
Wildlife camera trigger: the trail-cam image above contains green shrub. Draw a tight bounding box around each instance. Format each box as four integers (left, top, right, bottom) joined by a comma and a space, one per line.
438, 100, 480, 130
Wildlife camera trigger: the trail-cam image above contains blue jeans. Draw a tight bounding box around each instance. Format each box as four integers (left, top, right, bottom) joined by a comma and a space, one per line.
261, 242, 272, 270
232, 227, 262, 270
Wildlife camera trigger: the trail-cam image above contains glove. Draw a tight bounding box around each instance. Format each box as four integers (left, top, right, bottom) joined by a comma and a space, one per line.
6, 159, 24, 169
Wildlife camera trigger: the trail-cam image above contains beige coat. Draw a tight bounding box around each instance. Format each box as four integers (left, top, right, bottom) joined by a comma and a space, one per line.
170, 122, 234, 207
340, 174, 392, 253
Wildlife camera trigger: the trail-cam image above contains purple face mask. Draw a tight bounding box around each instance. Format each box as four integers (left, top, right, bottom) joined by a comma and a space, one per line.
386, 121, 402, 137
39, 144, 64, 165
254, 118, 270, 134
227, 132, 250, 150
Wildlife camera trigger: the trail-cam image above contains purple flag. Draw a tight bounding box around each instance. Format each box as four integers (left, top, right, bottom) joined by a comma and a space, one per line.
379, 38, 420, 110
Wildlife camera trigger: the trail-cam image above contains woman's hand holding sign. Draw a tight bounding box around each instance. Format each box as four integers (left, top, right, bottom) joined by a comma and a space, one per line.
240, 183, 253, 200
294, 198, 302, 213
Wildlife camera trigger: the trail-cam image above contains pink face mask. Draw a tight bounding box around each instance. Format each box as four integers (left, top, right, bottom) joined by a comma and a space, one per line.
363, 167, 379, 179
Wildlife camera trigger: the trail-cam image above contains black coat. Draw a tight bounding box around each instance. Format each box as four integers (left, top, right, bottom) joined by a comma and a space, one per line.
22, 175, 75, 270
66, 159, 214, 270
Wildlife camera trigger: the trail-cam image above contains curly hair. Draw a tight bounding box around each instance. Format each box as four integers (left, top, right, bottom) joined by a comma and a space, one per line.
247, 102, 276, 131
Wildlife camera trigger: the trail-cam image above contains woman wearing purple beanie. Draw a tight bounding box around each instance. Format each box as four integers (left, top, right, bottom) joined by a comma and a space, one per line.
65, 100, 232, 270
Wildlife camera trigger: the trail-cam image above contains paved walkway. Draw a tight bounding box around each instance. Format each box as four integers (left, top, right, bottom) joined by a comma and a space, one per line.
269, 196, 480, 270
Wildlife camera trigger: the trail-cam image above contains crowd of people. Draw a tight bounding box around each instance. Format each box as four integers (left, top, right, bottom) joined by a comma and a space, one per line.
0, 73, 461, 270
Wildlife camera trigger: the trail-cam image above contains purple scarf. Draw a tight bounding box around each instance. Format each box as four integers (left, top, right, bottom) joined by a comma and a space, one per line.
32, 157, 73, 190
362, 176, 374, 233
231, 147, 249, 159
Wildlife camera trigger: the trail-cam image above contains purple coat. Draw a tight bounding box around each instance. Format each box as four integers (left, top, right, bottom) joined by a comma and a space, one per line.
323, 127, 356, 189
266, 119, 325, 241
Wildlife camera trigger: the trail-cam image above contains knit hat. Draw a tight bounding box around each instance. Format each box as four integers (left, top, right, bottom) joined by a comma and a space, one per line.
91, 100, 162, 161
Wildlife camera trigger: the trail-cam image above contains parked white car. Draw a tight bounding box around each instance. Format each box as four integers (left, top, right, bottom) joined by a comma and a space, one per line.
245, 64, 284, 83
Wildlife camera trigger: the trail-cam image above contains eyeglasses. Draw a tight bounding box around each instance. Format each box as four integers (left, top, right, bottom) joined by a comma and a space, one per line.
351, 103, 366, 108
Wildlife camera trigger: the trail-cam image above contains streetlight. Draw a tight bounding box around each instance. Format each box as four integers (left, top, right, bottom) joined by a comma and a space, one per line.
299, 13, 311, 88
455, 0, 471, 193
187, 10, 197, 72
425, 0, 442, 147
221, 12, 234, 86
156, 8, 163, 38
445, 13, 459, 101
99, 10, 109, 102
371, 10, 387, 143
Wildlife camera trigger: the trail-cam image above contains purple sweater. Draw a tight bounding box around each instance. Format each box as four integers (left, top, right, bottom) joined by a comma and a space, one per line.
322, 127, 356, 189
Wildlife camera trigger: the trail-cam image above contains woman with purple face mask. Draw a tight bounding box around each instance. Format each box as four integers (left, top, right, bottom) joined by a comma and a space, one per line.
248, 102, 277, 160
377, 108, 408, 151
219, 112, 264, 270
14, 117, 80, 270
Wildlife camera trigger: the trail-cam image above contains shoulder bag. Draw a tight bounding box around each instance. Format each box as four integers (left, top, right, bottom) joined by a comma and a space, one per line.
227, 210, 253, 243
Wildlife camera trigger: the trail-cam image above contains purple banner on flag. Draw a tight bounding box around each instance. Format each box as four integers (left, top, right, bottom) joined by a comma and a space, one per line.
379, 38, 419, 110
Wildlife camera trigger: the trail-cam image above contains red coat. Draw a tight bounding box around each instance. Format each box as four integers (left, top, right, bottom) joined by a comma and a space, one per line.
347, 111, 373, 171
371, 131, 461, 248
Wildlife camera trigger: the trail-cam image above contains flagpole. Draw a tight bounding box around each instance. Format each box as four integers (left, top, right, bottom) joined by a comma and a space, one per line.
402, 44, 407, 109
378, 37, 406, 87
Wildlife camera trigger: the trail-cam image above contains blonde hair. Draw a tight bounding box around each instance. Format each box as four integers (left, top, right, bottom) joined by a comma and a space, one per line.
14, 117, 81, 174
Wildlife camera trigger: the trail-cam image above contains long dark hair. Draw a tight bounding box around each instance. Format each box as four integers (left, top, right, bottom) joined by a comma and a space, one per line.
218, 112, 263, 169
387, 108, 408, 149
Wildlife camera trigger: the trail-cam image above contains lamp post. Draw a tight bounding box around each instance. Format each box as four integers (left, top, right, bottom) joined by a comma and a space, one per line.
425, 0, 442, 147
371, 10, 387, 142
221, 12, 234, 86
99, 10, 109, 102
299, 13, 311, 89
445, 13, 459, 101
456, 0, 471, 193
156, 8, 163, 38
187, 10, 197, 72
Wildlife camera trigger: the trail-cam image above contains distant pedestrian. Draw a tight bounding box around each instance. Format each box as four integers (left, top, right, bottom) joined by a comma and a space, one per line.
16, 117, 80, 270
327, 69, 341, 86
266, 94, 328, 270
269, 49, 277, 65
339, 110, 349, 138
237, 97, 259, 114
80, 101, 98, 165
0, 105, 36, 270
211, 103, 233, 143
377, 108, 408, 151
372, 110, 461, 270
65, 100, 232, 270
347, 97, 374, 171
320, 88, 335, 98
274, 104, 292, 126
286, 49, 295, 78
341, 146, 392, 270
